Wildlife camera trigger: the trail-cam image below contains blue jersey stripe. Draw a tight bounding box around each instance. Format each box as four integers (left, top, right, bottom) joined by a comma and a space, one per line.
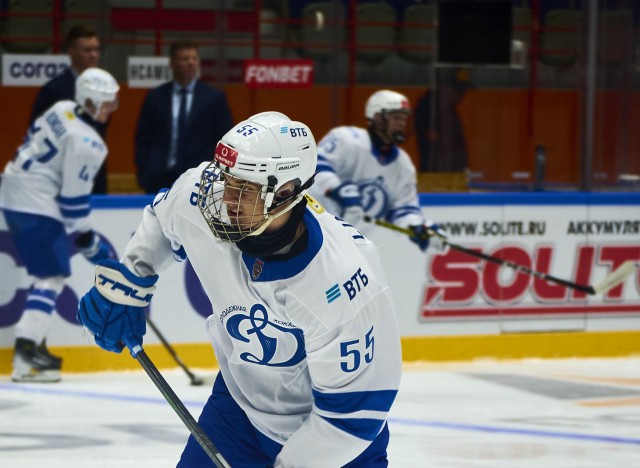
316, 164, 335, 174
60, 207, 91, 218
25, 299, 55, 314
172, 245, 187, 261
388, 205, 420, 217
30, 288, 58, 301
320, 415, 384, 441
313, 388, 397, 413
58, 194, 90, 205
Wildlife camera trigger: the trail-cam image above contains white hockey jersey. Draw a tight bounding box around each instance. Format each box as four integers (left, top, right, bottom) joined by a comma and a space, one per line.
122, 163, 402, 467
309, 125, 424, 229
0, 101, 106, 233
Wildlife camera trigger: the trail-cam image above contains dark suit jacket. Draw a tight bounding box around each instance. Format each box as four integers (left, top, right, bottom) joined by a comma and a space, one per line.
30, 67, 109, 194
134, 79, 233, 194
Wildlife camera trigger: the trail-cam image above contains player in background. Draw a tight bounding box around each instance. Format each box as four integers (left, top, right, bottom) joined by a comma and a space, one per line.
0, 68, 119, 383
77, 112, 402, 467
309, 89, 446, 252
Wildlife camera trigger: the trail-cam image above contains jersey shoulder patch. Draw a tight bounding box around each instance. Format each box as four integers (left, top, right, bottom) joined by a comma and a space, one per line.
305, 194, 325, 214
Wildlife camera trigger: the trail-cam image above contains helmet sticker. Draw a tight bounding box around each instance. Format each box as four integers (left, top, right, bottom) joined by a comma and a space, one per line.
215, 142, 238, 168
276, 162, 300, 173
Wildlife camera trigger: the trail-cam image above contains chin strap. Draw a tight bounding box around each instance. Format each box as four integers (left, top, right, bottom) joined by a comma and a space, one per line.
238, 199, 308, 258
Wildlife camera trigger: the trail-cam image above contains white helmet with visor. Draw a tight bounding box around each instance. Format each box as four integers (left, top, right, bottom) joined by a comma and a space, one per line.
198, 111, 317, 242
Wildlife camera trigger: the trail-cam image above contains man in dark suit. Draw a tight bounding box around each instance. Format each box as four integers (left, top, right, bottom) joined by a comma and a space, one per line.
134, 39, 234, 193
30, 24, 109, 194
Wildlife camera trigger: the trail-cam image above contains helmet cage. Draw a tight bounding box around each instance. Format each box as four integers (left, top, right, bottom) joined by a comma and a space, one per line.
197, 111, 317, 242
198, 161, 313, 242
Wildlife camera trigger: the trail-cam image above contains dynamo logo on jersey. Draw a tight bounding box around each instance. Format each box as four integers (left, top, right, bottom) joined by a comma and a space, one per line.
359, 177, 390, 219
225, 303, 306, 367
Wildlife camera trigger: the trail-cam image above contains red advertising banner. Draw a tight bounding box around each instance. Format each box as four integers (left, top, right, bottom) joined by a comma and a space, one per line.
244, 59, 314, 88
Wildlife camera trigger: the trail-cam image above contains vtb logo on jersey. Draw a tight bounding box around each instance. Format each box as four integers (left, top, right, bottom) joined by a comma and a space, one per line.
226, 303, 306, 367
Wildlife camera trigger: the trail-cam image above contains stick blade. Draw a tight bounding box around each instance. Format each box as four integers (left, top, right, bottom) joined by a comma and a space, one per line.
593, 261, 636, 294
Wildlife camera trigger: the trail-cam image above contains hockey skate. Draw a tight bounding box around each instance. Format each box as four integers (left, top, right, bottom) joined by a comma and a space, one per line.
38, 339, 63, 368
12, 338, 62, 383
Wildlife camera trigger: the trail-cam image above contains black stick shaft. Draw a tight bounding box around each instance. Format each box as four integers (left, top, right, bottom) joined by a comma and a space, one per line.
147, 316, 201, 384
126, 342, 229, 468
366, 217, 596, 295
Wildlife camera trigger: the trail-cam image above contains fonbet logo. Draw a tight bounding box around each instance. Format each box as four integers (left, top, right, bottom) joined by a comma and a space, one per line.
244, 59, 314, 89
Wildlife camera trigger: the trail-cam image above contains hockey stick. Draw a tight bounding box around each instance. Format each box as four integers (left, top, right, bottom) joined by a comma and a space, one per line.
124, 338, 230, 468
147, 316, 204, 386
364, 216, 635, 295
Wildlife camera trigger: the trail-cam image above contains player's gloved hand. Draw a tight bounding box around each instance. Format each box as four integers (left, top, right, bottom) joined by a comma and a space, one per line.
409, 223, 448, 252
426, 222, 448, 251
77, 260, 158, 353
76, 230, 117, 265
328, 181, 364, 225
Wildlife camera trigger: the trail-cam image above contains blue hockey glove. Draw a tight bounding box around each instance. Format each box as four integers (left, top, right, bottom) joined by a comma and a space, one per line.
328, 181, 364, 225
409, 225, 429, 251
77, 259, 158, 353
409, 223, 448, 252
76, 231, 117, 265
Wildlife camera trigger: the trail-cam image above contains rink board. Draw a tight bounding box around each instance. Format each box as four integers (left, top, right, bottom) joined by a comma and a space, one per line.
1, 192, 639, 372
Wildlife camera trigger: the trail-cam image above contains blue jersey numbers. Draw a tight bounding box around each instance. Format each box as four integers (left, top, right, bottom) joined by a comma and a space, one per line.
14, 123, 60, 171
339, 326, 375, 373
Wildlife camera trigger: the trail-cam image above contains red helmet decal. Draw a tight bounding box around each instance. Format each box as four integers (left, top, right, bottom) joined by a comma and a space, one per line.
401, 99, 410, 110
214, 142, 238, 168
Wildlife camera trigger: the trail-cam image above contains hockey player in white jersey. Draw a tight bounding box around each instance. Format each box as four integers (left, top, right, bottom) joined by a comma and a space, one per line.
0, 67, 119, 382
309, 89, 446, 251
77, 111, 403, 467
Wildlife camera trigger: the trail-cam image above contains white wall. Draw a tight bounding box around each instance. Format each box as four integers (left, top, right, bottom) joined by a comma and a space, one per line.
1, 193, 638, 348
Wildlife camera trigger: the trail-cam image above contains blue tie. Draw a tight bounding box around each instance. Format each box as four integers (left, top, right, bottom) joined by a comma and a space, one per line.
174, 87, 188, 168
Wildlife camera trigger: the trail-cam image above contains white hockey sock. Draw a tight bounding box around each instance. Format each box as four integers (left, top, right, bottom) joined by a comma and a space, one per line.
14, 287, 59, 344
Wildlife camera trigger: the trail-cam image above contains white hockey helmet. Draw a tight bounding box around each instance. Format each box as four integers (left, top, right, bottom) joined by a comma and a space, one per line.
75, 67, 119, 119
199, 111, 317, 242
365, 89, 411, 120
